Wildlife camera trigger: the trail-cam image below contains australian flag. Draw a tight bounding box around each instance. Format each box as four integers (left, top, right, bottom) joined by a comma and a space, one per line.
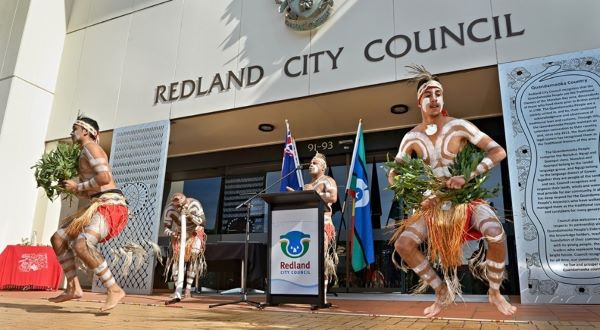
280, 120, 304, 192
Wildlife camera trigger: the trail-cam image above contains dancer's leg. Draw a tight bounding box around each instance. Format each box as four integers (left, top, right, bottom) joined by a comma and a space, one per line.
394, 218, 450, 317
184, 268, 195, 298
323, 222, 338, 306
471, 205, 517, 315
71, 213, 125, 311
49, 230, 82, 302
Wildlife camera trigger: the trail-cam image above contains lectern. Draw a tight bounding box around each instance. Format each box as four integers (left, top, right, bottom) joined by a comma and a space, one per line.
260, 190, 326, 308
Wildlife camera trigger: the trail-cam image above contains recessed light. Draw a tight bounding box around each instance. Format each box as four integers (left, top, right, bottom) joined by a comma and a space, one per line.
258, 123, 275, 132
390, 104, 409, 114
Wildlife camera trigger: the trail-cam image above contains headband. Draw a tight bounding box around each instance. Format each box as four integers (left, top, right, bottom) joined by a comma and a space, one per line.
417, 80, 443, 102
74, 120, 99, 142
312, 152, 327, 169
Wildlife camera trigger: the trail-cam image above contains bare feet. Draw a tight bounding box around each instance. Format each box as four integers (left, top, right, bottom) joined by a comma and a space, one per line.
100, 285, 126, 312
184, 288, 192, 299
49, 278, 83, 303
488, 289, 517, 315
48, 290, 83, 303
164, 292, 181, 305
423, 285, 451, 318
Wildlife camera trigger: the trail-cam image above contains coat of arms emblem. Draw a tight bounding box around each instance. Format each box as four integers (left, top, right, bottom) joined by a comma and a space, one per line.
275, 0, 333, 31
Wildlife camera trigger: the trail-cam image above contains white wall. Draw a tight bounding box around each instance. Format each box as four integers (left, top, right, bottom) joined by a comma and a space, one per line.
0, 80, 10, 135
113, 0, 181, 127
171, 0, 241, 118
45, 0, 600, 142
0, 78, 57, 250
0, 0, 66, 251
0, 0, 28, 81
492, 0, 600, 64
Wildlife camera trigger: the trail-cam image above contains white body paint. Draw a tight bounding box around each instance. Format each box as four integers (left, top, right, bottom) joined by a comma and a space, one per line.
395, 119, 487, 178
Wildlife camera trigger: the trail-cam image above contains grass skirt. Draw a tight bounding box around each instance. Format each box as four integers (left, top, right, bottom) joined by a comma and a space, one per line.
390, 200, 487, 302
164, 227, 207, 288
324, 220, 338, 284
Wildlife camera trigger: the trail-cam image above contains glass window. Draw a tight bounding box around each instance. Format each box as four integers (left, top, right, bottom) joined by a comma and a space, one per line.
221, 175, 265, 234
264, 171, 284, 193
328, 165, 348, 232
182, 177, 222, 232
376, 162, 397, 229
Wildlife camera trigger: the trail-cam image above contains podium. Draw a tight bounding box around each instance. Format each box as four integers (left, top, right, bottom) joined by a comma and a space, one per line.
260, 190, 326, 308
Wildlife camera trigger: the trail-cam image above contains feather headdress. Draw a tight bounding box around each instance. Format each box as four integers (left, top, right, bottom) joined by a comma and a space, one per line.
406, 64, 437, 84
405, 64, 444, 102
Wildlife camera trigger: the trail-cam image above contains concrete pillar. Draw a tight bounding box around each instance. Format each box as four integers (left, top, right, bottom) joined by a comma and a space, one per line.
0, 0, 66, 251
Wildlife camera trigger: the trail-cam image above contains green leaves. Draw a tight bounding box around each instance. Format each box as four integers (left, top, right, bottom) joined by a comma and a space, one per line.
442, 143, 500, 204
385, 143, 499, 210
31, 143, 81, 201
385, 155, 439, 211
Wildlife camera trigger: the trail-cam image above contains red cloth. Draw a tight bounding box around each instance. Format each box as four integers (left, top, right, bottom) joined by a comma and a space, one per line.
98, 204, 128, 243
463, 201, 483, 241
0, 245, 63, 290
170, 226, 207, 257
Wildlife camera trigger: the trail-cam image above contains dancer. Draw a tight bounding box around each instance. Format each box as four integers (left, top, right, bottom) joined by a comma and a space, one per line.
163, 192, 207, 300
303, 152, 338, 305
388, 66, 516, 317
49, 115, 129, 312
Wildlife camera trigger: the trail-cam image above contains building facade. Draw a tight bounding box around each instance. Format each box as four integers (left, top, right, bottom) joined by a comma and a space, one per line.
1, 0, 599, 296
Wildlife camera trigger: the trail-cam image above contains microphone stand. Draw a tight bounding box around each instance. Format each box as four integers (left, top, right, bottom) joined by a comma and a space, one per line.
209, 164, 305, 309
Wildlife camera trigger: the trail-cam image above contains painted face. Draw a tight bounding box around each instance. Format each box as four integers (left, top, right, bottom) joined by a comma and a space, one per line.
172, 193, 186, 207
70, 125, 84, 143
309, 158, 324, 175
419, 87, 444, 116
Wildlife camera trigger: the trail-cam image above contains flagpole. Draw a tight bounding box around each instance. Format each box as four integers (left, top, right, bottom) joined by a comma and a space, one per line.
341, 119, 362, 214
292, 138, 304, 187
349, 194, 356, 280
282, 119, 290, 174
286, 119, 304, 187
342, 120, 362, 290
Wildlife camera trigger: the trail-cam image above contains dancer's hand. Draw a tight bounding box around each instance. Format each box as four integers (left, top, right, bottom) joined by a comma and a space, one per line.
446, 175, 466, 189
387, 169, 396, 185
420, 195, 438, 209
62, 180, 78, 192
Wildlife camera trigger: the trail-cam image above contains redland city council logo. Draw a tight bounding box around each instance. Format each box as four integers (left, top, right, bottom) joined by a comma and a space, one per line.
280, 230, 311, 258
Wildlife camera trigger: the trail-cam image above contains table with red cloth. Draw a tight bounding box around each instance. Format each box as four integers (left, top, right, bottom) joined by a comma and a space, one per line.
0, 245, 63, 290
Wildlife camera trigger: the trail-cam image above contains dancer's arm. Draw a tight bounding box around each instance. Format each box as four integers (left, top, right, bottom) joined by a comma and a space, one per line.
76, 144, 112, 191
163, 204, 179, 237
463, 120, 507, 179
185, 199, 206, 227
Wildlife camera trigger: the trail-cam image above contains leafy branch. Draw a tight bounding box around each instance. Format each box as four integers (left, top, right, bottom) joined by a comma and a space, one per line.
31, 143, 81, 202
385, 143, 499, 210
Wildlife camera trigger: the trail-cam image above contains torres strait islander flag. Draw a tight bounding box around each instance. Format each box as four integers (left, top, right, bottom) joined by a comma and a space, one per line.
345, 120, 375, 272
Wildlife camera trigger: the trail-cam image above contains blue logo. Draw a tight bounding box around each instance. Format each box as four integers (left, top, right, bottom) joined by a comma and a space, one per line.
280, 230, 310, 258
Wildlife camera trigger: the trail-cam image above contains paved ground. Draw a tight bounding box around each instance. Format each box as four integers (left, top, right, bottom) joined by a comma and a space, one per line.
1, 291, 600, 329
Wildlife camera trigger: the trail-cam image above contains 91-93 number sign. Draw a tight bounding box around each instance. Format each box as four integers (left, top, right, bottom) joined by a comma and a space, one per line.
307, 141, 334, 152
297, 137, 353, 157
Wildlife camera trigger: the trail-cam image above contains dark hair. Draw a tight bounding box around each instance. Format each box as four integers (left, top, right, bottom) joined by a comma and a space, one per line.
77, 114, 100, 135
416, 76, 440, 92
